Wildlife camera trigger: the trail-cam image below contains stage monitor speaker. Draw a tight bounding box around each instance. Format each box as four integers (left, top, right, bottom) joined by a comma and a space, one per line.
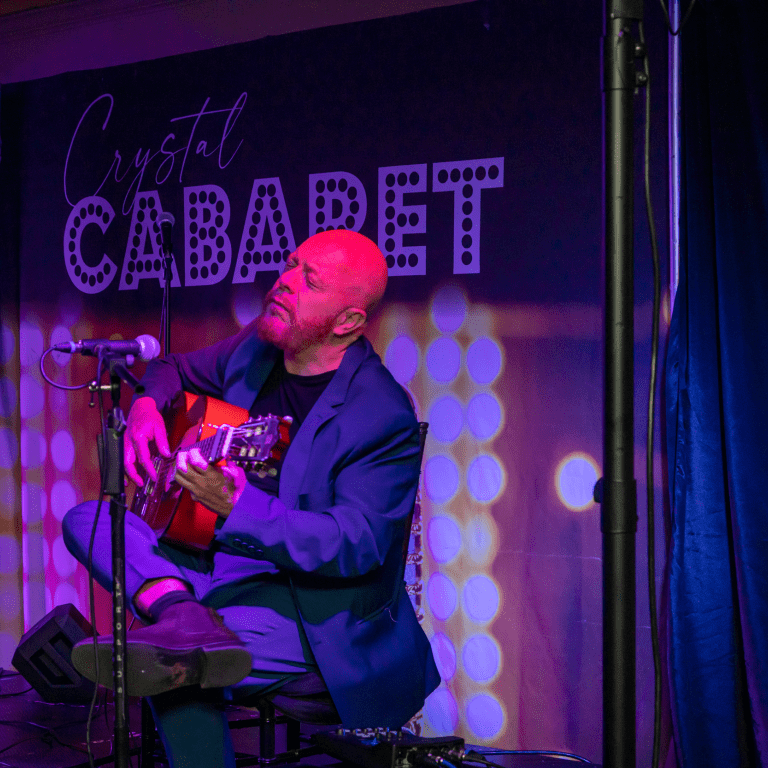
12, 603, 96, 704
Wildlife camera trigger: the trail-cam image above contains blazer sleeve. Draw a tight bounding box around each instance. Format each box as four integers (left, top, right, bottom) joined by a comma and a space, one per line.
214, 399, 421, 578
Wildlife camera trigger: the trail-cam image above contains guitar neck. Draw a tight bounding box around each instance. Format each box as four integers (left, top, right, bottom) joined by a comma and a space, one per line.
154, 426, 232, 484
154, 413, 291, 483
180, 432, 223, 462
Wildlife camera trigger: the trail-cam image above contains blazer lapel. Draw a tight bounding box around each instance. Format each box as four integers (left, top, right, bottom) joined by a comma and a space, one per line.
278, 338, 370, 509
224, 335, 278, 411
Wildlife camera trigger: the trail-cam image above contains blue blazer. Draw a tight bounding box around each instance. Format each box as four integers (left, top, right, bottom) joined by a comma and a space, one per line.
138, 325, 440, 728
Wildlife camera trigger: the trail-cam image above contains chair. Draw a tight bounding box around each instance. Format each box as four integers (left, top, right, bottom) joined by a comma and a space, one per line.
140, 421, 429, 766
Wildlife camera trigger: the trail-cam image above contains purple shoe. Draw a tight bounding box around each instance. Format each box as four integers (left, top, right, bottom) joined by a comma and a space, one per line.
71, 601, 252, 697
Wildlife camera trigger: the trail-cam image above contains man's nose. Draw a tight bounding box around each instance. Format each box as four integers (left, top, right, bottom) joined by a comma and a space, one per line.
275, 271, 294, 293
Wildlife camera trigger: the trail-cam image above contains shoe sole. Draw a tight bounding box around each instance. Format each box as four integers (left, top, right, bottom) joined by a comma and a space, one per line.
71, 639, 253, 698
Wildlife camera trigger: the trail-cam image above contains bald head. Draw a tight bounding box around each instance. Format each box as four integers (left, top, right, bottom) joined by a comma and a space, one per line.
296, 229, 388, 316
258, 230, 389, 367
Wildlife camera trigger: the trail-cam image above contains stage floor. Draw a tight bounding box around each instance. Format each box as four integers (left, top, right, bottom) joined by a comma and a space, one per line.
0, 671, 598, 767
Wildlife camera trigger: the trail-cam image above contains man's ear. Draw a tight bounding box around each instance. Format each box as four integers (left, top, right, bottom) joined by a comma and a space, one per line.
333, 307, 367, 337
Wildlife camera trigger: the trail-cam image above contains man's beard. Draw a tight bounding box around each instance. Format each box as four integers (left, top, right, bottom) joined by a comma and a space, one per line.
256, 305, 337, 353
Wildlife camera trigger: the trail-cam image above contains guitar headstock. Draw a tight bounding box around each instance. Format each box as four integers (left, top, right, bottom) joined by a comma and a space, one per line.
226, 414, 292, 472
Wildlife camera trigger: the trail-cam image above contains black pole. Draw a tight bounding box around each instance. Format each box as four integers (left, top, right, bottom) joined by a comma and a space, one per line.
601, 2, 643, 767
158, 211, 176, 357
101, 359, 131, 768
162, 256, 173, 356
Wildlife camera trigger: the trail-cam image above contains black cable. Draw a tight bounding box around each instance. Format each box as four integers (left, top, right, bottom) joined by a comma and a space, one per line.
464, 749, 592, 765
39, 346, 93, 390
657, 0, 698, 35
0, 719, 90, 758
638, 20, 663, 768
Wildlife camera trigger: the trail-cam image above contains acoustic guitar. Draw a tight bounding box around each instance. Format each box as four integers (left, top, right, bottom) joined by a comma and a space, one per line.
130, 392, 292, 551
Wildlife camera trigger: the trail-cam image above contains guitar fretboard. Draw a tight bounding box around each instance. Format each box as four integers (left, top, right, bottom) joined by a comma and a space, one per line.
153, 432, 221, 488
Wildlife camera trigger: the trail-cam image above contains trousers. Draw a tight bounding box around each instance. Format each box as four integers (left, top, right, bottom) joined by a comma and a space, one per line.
62, 500, 317, 767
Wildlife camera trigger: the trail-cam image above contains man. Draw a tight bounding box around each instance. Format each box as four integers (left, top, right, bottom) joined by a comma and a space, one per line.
63, 229, 440, 767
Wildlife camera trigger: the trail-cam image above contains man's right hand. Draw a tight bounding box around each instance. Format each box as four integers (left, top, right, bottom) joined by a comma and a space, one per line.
125, 397, 171, 486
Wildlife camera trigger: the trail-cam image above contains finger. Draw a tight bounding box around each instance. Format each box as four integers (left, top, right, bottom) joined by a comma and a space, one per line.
124, 442, 144, 487
176, 450, 189, 474
174, 468, 192, 489
188, 448, 209, 470
222, 464, 247, 504
135, 437, 157, 482
152, 420, 171, 458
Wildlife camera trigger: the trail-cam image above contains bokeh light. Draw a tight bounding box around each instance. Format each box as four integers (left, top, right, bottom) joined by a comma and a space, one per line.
50, 325, 74, 367
52, 535, 77, 579
53, 582, 81, 613
466, 392, 502, 441
556, 453, 599, 511
50, 480, 77, 522
424, 455, 460, 503
430, 632, 457, 681
462, 574, 500, 623
51, 430, 76, 472
431, 285, 467, 334
466, 337, 502, 384
385, 335, 420, 384
20, 428, 46, 469
424, 687, 459, 735
462, 634, 500, 683
427, 572, 458, 621
427, 515, 463, 563
425, 337, 461, 383
466, 693, 505, 740
428, 396, 463, 443
19, 321, 44, 369
467, 454, 504, 503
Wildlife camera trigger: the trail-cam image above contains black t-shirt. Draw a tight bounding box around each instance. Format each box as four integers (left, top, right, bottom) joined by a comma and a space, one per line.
247, 354, 335, 497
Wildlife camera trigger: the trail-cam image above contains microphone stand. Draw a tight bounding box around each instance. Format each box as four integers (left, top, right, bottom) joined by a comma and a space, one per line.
94, 354, 145, 768
162, 252, 173, 356
159, 215, 176, 357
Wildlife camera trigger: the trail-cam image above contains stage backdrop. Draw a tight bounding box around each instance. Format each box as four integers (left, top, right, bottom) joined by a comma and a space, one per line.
0, 2, 670, 762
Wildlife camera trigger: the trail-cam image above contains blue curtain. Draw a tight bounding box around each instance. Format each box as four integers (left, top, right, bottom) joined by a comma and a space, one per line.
666, 1, 768, 766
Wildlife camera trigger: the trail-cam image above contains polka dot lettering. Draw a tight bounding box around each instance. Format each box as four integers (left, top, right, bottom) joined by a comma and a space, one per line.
432, 157, 505, 274
378, 164, 427, 277
64, 195, 118, 294
307, 172, 367, 236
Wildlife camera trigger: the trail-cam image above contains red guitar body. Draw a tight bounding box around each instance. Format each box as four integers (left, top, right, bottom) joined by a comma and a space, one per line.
130, 392, 290, 552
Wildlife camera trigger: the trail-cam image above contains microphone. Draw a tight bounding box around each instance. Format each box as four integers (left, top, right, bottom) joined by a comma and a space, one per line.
53, 334, 161, 362
158, 211, 175, 257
